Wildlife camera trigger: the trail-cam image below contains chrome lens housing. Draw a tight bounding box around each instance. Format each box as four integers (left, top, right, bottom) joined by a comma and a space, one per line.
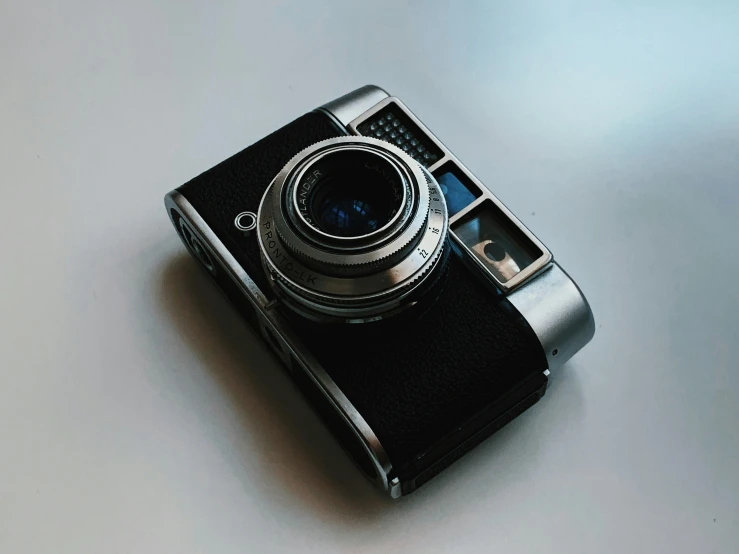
257, 136, 449, 323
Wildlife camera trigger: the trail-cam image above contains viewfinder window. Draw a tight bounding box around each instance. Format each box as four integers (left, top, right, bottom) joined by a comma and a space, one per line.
452, 199, 542, 285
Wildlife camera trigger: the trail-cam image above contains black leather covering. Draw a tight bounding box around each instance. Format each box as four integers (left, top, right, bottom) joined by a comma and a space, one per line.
179, 112, 343, 296
176, 111, 549, 489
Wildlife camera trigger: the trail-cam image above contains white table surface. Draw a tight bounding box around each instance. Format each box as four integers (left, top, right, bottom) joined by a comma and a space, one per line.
2, 1, 738, 552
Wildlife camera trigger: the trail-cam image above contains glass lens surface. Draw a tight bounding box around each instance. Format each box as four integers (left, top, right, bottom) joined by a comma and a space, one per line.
306, 151, 403, 238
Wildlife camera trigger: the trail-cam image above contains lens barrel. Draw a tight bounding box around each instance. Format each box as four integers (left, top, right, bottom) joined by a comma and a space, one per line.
257, 136, 449, 323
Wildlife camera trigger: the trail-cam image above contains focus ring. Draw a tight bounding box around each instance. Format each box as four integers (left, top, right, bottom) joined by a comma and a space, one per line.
267, 240, 446, 311
271, 138, 431, 271
264, 169, 447, 313
256, 136, 449, 323
289, 169, 437, 274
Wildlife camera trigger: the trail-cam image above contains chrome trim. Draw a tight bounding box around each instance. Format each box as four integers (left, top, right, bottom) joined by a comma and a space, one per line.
167, 194, 268, 306
318, 85, 390, 127
165, 191, 394, 491
389, 477, 402, 499
178, 217, 218, 275
507, 263, 595, 370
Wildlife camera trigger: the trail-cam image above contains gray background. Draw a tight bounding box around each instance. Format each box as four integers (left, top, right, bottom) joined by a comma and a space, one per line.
2, 1, 738, 552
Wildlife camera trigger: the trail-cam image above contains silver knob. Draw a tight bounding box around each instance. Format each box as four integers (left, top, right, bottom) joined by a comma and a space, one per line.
234, 211, 257, 236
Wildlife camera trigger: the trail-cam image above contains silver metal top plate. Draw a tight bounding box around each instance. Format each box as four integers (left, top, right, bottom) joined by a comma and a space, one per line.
345, 96, 553, 294
321, 85, 595, 371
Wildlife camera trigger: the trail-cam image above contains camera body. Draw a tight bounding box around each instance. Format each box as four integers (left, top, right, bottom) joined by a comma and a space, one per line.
165, 86, 594, 497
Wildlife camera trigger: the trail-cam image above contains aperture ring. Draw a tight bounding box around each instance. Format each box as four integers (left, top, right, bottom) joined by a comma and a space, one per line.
277, 169, 438, 277
270, 138, 431, 270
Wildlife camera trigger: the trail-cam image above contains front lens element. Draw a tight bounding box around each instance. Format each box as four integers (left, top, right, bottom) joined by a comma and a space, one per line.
295, 149, 405, 239
315, 188, 382, 237
309, 151, 402, 237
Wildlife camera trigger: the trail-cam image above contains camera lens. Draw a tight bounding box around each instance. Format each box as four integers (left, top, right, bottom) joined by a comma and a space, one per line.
291, 148, 406, 242
258, 136, 449, 323
306, 150, 402, 238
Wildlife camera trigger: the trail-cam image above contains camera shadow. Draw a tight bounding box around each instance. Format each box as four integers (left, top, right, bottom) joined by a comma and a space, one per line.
156, 253, 586, 522
157, 254, 391, 520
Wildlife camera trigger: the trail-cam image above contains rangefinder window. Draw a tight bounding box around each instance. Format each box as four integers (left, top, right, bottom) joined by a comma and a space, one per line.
452, 199, 543, 287
432, 161, 483, 217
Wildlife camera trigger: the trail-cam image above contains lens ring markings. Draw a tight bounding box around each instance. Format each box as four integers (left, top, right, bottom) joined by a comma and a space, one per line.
257, 136, 449, 322
271, 138, 431, 271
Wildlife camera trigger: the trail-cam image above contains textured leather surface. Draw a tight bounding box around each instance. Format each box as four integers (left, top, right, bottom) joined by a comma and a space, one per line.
176, 110, 549, 479
179, 112, 344, 296
299, 256, 547, 474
